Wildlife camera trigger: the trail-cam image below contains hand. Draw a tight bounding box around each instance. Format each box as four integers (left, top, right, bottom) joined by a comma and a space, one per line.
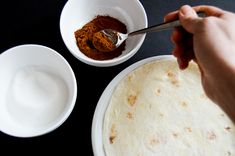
165, 5, 235, 122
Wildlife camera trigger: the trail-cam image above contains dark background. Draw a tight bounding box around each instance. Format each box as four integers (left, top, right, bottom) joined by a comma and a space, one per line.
0, 0, 235, 154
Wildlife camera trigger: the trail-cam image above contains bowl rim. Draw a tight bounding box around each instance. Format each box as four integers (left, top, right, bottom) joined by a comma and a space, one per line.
59, 0, 148, 67
0, 44, 77, 138
91, 55, 174, 156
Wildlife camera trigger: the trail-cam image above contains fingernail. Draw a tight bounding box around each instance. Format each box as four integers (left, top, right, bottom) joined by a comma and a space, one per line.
177, 57, 187, 70
163, 17, 167, 22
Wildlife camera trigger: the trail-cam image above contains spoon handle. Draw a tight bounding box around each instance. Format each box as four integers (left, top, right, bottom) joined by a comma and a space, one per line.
129, 12, 205, 36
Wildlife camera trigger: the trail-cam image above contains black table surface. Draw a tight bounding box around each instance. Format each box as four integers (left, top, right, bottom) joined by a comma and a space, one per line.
0, 0, 235, 154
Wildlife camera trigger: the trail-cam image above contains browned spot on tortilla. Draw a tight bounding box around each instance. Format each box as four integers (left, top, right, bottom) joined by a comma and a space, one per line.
149, 137, 160, 146
126, 112, 134, 120
159, 113, 164, 118
155, 88, 161, 96
225, 126, 231, 131
166, 70, 179, 87
185, 127, 192, 133
172, 132, 179, 138
200, 93, 208, 99
171, 79, 179, 86
109, 136, 115, 144
128, 75, 133, 82
181, 101, 188, 107
109, 124, 117, 144
221, 114, 225, 117
167, 71, 175, 78
207, 131, 216, 140
128, 95, 137, 107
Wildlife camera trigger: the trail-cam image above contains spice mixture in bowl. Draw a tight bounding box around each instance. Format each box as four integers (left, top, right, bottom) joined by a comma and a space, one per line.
60, 0, 147, 67
74, 15, 127, 60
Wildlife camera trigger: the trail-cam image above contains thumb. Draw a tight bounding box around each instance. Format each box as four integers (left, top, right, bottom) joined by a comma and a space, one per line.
179, 5, 202, 33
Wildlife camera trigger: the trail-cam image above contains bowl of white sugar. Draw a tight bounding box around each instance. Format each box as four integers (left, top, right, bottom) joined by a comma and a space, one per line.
0, 44, 77, 137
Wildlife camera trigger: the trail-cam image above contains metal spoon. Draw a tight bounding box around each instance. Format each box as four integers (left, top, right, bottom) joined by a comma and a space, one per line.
94, 12, 205, 52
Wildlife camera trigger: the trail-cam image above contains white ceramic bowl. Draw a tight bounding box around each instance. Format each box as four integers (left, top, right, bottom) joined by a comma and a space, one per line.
92, 55, 173, 156
60, 0, 148, 67
0, 44, 77, 137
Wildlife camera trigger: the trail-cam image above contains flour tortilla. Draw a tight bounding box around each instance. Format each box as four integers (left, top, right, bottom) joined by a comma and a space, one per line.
103, 59, 235, 156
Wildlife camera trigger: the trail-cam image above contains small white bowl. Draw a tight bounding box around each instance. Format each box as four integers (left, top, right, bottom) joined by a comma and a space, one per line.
60, 0, 148, 67
0, 44, 77, 137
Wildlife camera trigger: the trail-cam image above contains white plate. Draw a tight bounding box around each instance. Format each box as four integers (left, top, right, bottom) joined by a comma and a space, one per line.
91, 55, 174, 156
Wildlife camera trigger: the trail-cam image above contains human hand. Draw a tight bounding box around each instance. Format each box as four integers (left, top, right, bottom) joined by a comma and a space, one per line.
165, 5, 235, 121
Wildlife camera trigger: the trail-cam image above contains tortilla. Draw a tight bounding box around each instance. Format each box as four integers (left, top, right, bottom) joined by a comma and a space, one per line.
103, 59, 235, 156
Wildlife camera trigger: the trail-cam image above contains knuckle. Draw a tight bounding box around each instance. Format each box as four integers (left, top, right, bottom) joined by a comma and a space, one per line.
200, 17, 217, 28
195, 17, 219, 33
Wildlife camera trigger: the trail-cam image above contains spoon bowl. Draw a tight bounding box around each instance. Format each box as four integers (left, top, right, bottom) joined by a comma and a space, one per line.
92, 29, 128, 52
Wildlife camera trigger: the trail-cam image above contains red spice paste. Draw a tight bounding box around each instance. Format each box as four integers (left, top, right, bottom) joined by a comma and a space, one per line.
74, 15, 127, 60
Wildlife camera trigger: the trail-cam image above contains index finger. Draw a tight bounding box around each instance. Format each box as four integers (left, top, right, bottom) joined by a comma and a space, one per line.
164, 10, 178, 22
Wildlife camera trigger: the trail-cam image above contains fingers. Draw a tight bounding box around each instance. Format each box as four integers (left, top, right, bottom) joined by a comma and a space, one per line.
164, 10, 179, 22
171, 26, 194, 69
176, 47, 195, 69
171, 27, 191, 57
177, 57, 189, 70
171, 28, 185, 57
164, 5, 224, 22
165, 5, 224, 70
178, 5, 202, 33
165, 5, 224, 33
192, 5, 224, 17
171, 27, 183, 44
165, 5, 202, 34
